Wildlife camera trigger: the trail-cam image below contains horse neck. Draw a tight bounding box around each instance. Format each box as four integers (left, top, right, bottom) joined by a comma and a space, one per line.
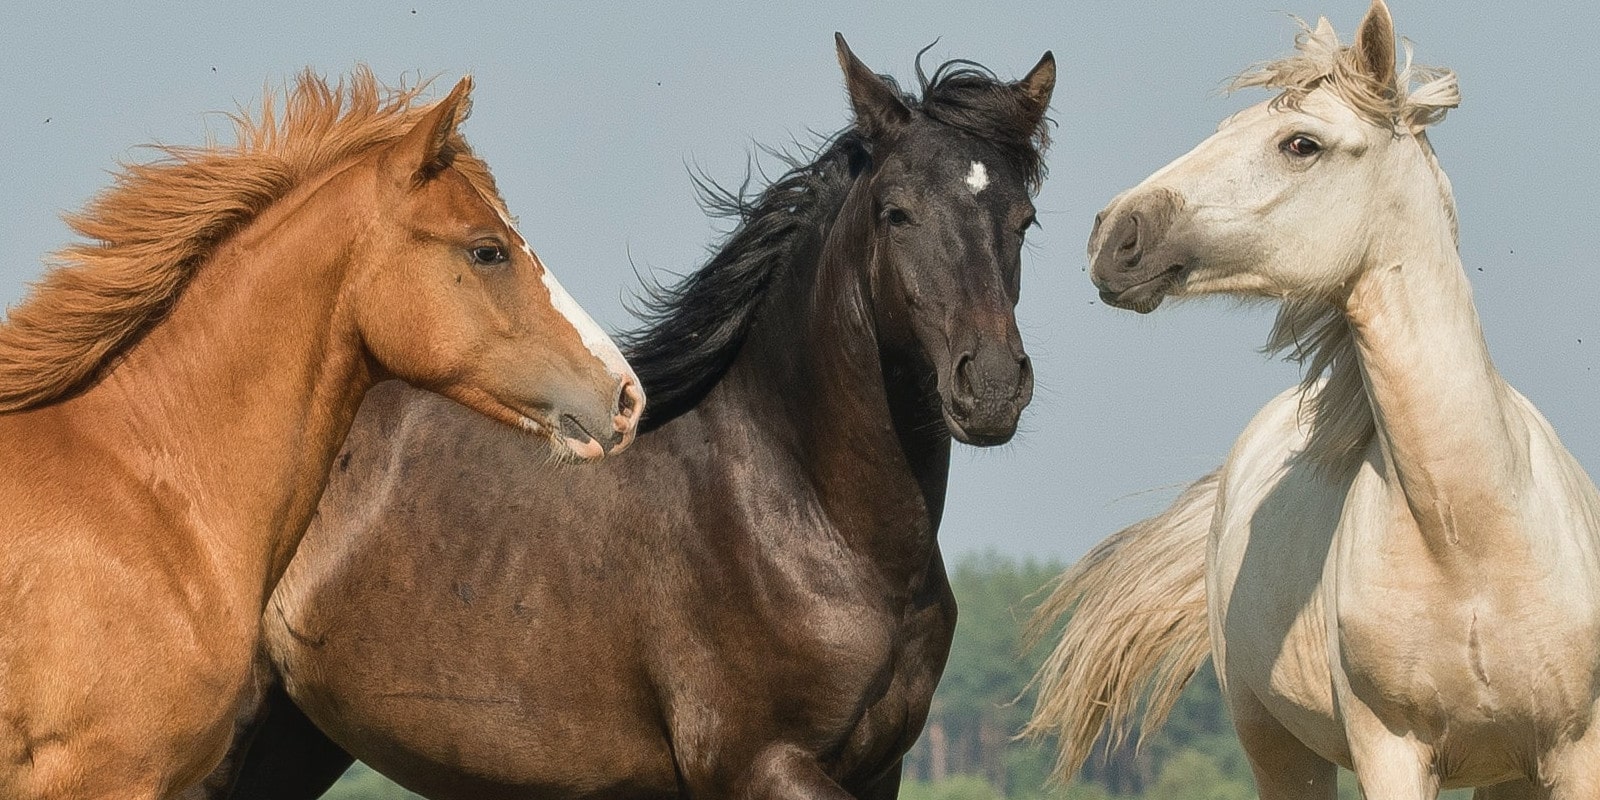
1342, 193, 1529, 554
711, 206, 950, 581
62, 164, 373, 604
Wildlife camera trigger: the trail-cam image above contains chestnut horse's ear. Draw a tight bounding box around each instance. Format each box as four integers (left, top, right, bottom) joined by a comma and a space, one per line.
384, 75, 474, 187
835, 33, 911, 139
1016, 51, 1056, 130
1351, 0, 1397, 91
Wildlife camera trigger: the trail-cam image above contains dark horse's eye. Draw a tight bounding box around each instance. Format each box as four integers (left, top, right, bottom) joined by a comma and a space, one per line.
1281, 134, 1322, 158
470, 243, 509, 267
885, 207, 912, 227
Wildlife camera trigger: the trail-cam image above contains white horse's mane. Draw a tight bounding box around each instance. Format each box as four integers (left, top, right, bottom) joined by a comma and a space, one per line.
1232, 16, 1459, 133
1241, 16, 1462, 471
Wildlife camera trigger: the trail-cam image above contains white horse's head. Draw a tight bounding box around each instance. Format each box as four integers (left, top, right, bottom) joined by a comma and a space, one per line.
1090, 0, 1461, 312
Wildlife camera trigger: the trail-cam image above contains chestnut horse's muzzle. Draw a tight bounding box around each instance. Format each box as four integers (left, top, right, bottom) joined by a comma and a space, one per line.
558, 373, 645, 460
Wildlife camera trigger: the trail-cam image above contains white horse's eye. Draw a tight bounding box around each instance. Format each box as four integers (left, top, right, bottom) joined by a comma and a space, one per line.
1281, 135, 1322, 158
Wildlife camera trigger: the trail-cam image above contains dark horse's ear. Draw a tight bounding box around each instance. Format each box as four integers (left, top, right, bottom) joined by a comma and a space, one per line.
383, 75, 474, 188
1015, 52, 1056, 131
835, 33, 911, 140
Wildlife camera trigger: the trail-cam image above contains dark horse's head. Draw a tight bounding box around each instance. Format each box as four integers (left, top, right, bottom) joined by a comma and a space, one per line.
834, 36, 1054, 445
624, 37, 1053, 447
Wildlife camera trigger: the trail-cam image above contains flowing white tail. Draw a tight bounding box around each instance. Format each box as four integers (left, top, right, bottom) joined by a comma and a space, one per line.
1023, 472, 1216, 783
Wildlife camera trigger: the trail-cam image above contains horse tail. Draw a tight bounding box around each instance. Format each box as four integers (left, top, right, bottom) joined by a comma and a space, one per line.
1022, 471, 1218, 783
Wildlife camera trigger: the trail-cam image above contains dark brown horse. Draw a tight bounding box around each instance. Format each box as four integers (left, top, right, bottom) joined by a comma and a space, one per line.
211, 37, 1054, 800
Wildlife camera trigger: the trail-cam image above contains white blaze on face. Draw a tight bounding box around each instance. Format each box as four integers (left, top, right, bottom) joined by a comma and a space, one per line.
965, 161, 990, 195
538, 262, 632, 380
493, 206, 633, 381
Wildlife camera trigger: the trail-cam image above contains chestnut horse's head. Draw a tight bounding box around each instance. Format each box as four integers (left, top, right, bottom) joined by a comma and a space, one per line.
352, 78, 642, 460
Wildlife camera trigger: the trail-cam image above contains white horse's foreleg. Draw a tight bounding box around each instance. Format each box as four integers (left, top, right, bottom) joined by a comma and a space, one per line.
1228, 687, 1338, 800
1546, 728, 1600, 800
1341, 698, 1437, 800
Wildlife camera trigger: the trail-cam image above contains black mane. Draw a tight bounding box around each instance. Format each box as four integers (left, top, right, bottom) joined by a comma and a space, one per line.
622, 58, 1049, 430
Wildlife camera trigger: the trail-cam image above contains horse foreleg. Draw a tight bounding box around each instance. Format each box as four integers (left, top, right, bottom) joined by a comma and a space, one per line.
202, 683, 354, 800
1228, 687, 1338, 800
1340, 696, 1439, 800
1474, 779, 1548, 800
735, 745, 855, 800
855, 760, 903, 800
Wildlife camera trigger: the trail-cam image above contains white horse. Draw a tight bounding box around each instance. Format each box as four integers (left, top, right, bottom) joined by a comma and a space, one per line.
1029, 2, 1600, 798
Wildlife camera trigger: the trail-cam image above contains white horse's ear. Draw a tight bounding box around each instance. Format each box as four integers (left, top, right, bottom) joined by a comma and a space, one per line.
1352, 0, 1397, 89
835, 33, 912, 139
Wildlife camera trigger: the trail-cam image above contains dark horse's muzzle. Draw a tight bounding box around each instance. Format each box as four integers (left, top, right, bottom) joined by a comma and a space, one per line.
1089, 188, 1189, 314
945, 338, 1032, 446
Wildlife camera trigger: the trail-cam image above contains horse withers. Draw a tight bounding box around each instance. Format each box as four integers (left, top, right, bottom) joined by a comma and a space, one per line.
208, 37, 1054, 800
0, 71, 639, 800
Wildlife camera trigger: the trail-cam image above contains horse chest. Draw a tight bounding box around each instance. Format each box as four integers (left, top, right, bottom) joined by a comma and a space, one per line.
1334, 569, 1600, 736
1215, 426, 1600, 771
681, 558, 952, 790
1331, 479, 1600, 718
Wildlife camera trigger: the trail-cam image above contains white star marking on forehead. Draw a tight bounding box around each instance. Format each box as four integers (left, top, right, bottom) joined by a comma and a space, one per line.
965, 161, 989, 195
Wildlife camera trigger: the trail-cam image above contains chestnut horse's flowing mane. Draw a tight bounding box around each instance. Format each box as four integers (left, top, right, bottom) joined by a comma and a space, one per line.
0, 67, 503, 414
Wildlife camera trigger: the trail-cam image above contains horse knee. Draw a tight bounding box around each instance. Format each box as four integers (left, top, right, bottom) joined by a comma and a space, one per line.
738, 745, 854, 800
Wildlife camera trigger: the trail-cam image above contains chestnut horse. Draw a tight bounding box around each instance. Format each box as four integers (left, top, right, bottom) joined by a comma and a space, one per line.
206, 37, 1053, 800
0, 71, 641, 800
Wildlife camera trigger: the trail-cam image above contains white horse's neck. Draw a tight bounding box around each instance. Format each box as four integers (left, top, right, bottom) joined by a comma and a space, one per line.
1343, 197, 1526, 554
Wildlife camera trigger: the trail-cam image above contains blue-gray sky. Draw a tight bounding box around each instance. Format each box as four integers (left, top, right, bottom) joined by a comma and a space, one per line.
3, 1, 1596, 560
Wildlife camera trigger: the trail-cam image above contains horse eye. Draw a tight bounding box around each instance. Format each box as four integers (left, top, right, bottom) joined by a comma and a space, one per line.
1282, 135, 1322, 158
885, 208, 912, 226
1017, 215, 1038, 237
470, 243, 508, 266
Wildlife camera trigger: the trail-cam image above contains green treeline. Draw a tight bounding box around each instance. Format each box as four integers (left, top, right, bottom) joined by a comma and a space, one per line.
322, 551, 1464, 800
899, 551, 1254, 800
899, 552, 1467, 800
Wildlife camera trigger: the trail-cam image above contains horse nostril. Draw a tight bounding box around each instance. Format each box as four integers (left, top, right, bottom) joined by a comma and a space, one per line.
1017, 354, 1033, 384
617, 379, 641, 420
1117, 213, 1142, 255
608, 376, 644, 454
952, 352, 977, 414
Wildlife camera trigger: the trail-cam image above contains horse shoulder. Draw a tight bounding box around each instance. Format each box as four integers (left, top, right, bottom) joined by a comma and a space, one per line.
1211, 385, 1351, 763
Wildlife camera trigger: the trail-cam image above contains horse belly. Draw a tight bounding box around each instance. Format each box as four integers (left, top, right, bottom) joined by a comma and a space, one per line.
349, 702, 678, 800
270, 572, 680, 799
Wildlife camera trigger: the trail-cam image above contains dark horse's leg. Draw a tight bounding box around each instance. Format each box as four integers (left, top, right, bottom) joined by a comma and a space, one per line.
743, 747, 914, 800
185, 682, 354, 800
856, 761, 903, 800
229, 683, 353, 800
